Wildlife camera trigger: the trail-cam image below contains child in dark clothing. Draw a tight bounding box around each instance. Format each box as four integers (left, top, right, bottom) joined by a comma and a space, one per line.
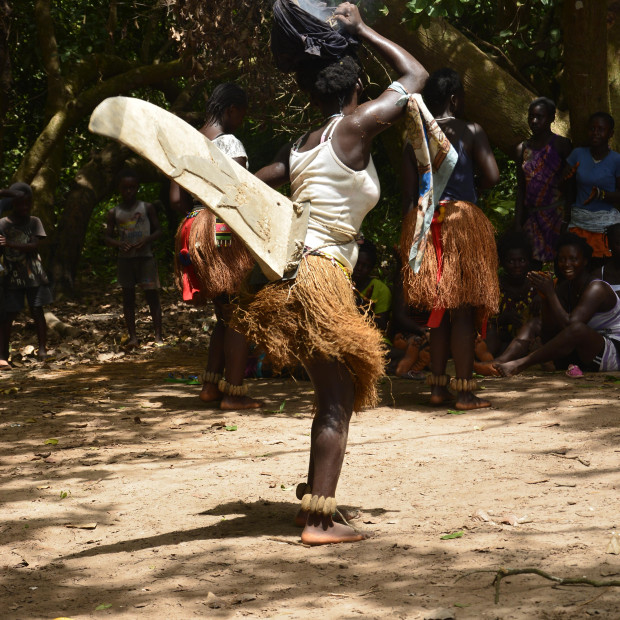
0, 183, 53, 368
105, 169, 163, 347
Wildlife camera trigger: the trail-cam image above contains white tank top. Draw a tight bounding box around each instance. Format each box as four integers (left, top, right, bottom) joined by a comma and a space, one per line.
289, 116, 381, 272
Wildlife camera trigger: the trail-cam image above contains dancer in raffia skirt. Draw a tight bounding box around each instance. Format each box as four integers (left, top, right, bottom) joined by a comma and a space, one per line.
233, 1, 428, 544
171, 83, 261, 409
401, 68, 500, 410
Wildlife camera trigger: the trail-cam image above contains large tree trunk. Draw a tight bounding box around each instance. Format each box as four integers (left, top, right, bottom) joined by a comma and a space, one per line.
562, 1, 609, 146
608, 0, 620, 151
378, 2, 570, 154
0, 0, 12, 172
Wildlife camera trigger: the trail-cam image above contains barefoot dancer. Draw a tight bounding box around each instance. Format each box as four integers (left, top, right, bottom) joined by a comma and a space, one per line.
170, 84, 261, 410
235, 1, 428, 544
401, 68, 500, 410
495, 233, 620, 376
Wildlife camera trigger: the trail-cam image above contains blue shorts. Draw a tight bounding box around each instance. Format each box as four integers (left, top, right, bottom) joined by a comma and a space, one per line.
4, 286, 54, 313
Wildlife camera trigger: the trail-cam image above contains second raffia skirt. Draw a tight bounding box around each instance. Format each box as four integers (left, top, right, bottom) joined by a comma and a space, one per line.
400, 200, 500, 327
232, 254, 385, 411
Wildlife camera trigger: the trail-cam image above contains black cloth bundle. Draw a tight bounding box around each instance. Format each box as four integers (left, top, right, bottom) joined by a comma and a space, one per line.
271, 0, 358, 72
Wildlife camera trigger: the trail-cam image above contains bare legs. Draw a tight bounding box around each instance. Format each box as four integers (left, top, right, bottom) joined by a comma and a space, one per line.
494, 322, 605, 377
122, 287, 162, 346
429, 307, 491, 410
297, 357, 368, 545
199, 298, 262, 409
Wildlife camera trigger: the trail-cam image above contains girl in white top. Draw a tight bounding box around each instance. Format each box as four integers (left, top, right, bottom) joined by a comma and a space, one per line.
236, 2, 428, 546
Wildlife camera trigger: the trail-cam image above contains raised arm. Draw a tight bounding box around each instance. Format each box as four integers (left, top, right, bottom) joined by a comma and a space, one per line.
334, 3, 428, 145
255, 142, 292, 189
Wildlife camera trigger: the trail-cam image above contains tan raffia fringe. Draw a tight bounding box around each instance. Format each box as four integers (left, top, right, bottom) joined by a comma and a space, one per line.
400, 201, 499, 328
232, 254, 385, 411
296, 483, 311, 500
174, 208, 254, 300
426, 373, 450, 387
450, 377, 479, 392
300, 494, 338, 517
217, 379, 248, 397
202, 371, 222, 385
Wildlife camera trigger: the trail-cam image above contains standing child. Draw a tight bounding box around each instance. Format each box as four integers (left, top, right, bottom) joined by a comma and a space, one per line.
105, 169, 163, 347
0, 183, 53, 368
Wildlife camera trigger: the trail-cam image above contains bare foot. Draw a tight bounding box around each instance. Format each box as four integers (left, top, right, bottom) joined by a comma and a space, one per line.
474, 336, 494, 362
396, 341, 420, 376
429, 386, 453, 406
37, 348, 48, 361
220, 395, 263, 410
454, 391, 491, 410
493, 360, 522, 377
199, 382, 222, 403
301, 515, 370, 545
125, 338, 139, 350
294, 507, 360, 528
473, 360, 501, 377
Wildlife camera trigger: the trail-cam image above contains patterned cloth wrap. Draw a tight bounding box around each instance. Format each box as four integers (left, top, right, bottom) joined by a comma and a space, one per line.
391, 85, 457, 273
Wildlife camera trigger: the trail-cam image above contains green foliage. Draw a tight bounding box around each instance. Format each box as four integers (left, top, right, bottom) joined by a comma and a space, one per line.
479, 149, 517, 236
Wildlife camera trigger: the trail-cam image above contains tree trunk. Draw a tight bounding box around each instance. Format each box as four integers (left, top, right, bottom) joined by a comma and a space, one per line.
0, 1, 12, 172
608, 0, 620, 151
561, 0, 609, 146
49, 142, 130, 292
377, 3, 570, 154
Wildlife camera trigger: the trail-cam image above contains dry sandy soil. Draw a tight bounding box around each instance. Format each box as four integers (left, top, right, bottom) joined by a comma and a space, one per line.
1, 296, 619, 620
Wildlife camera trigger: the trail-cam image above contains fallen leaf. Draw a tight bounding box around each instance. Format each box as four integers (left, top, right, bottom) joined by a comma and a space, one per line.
446, 409, 466, 415
225, 425, 237, 431
94, 603, 112, 611
44, 438, 59, 445
440, 531, 464, 540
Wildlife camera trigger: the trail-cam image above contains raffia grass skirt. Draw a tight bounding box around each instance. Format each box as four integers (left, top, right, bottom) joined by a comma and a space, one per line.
400, 201, 499, 325
232, 254, 385, 411
174, 208, 255, 301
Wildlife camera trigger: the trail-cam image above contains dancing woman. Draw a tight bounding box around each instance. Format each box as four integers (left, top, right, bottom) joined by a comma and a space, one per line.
234, 1, 428, 544
171, 83, 261, 409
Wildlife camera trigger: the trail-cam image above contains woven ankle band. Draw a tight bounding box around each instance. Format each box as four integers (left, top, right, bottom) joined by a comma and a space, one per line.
217, 379, 248, 396
300, 494, 337, 517
296, 482, 311, 500
450, 377, 479, 392
202, 371, 222, 385
426, 373, 450, 387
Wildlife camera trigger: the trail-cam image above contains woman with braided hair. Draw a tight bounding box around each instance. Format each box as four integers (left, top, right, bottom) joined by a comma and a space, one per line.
171, 83, 262, 410
234, 1, 428, 544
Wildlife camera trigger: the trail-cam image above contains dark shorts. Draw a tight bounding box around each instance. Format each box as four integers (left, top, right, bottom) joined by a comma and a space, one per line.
117, 256, 160, 290
4, 286, 54, 313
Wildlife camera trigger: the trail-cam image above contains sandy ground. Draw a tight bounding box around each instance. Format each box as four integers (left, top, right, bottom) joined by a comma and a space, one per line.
1, 324, 619, 619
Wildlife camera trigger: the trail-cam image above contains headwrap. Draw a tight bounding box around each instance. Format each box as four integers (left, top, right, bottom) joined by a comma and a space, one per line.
271, 0, 358, 72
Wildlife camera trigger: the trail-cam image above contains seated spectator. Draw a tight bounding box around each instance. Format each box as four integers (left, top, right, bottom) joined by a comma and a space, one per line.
515, 97, 572, 265
481, 232, 541, 358
565, 112, 620, 266
494, 234, 620, 375
594, 223, 620, 296
352, 238, 392, 331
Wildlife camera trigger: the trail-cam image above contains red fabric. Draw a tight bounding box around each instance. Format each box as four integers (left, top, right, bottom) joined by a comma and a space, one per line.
427, 211, 445, 329
179, 217, 202, 304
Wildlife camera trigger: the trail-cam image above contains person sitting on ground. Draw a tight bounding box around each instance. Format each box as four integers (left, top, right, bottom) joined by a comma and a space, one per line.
565, 112, 620, 267
481, 232, 541, 359
401, 67, 500, 410
593, 223, 620, 297
514, 97, 572, 266
0, 183, 53, 368
104, 169, 163, 347
170, 82, 261, 410
352, 238, 392, 331
494, 233, 620, 376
